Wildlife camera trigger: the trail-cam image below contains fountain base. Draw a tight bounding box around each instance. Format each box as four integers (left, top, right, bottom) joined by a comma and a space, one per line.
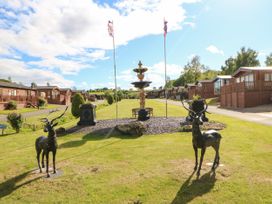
138, 109, 150, 121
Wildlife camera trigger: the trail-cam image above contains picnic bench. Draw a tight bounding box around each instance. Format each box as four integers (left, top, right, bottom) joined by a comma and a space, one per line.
132, 107, 153, 118
0, 124, 7, 135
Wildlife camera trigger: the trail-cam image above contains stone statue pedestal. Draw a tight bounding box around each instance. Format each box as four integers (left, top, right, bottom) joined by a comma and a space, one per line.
77, 104, 96, 126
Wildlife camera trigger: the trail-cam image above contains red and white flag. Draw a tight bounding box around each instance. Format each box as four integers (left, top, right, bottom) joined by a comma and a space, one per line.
163, 19, 168, 37
108, 20, 114, 37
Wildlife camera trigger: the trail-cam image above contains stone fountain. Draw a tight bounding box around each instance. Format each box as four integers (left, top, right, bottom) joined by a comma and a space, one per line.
131, 61, 152, 121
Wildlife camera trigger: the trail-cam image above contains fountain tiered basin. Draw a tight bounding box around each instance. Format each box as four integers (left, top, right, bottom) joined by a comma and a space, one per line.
131, 61, 152, 121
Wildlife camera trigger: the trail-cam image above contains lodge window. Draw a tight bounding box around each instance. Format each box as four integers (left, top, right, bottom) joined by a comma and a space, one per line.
40, 92, 46, 98
52, 90, 59, 99
8, 90, 17, 96
264, 73, 272, 81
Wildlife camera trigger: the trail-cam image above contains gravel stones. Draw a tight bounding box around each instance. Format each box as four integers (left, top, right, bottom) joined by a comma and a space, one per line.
66, 117, 225, 136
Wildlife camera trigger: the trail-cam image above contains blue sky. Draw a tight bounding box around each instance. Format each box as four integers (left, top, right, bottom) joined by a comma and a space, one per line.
0, 0, 271, 90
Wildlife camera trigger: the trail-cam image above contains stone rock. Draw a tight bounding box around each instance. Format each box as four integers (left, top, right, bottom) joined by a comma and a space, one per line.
56, 127, 66, 136
180, 120, 226, 132
115, 121, 147, 136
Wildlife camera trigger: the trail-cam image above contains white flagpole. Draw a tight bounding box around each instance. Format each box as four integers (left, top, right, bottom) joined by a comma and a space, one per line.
112, 33, 118, 120
108, 20, 118, 121
164, 19, 168, 119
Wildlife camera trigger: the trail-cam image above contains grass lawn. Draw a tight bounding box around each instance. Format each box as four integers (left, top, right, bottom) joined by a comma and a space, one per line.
0, 99, 271, 203
0, 104, 60, 115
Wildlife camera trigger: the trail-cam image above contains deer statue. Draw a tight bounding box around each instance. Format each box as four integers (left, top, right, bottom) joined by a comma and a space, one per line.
182, 100, 222, 177
35, 107, 68, 177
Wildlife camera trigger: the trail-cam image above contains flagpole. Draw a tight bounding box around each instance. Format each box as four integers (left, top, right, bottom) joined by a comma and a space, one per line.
112, 27, 118, 121
164, 33, 168, 119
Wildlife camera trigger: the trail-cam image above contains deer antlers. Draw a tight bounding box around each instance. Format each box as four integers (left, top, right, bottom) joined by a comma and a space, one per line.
40, 106, 68, 124
181, 100, 208, 116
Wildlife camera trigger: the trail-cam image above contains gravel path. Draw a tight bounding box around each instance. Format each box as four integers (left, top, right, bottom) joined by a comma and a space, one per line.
67, 117, 185, 135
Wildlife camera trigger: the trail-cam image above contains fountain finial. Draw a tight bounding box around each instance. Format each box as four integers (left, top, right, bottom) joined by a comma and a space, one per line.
138, 60, 142, 68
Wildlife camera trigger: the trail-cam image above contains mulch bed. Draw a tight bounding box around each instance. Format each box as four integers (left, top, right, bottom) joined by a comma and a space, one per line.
63, 117, 226, 136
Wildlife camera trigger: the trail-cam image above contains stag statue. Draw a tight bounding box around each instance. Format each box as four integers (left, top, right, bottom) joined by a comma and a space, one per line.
35, 107, 68, 177
182, 100, 222, 176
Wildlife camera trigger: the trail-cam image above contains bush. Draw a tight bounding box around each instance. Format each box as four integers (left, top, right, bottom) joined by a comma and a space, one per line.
71, 93, 85, 118
37, 97, 47, 109
106, 94, 114, 105
7, 113, 23, 133
6, 100, 17, 110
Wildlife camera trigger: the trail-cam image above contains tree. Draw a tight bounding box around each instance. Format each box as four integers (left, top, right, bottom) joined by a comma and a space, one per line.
265, 53, 272, 66
31, 82, 37, 88
173, 75, 186, 87
221, 57, 236, 75
71, 93, 85, 118
184, 56, 207, 83
235, 47, 260, 68
164, 79, 174, 89
200, 70, 221, 80
221, 47, 260, 75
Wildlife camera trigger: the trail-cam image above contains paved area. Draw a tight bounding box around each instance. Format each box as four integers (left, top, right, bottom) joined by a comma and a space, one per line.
0, 105, 67, 122
156, 99, 272, 126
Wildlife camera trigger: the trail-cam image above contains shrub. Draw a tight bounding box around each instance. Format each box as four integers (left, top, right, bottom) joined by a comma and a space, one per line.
106, 94, 114, 105
6, 100, 17, 110
71, 93, 85, 118
117, 91, 124, 101
7, 113, 23, 133
37, 97, 47, 109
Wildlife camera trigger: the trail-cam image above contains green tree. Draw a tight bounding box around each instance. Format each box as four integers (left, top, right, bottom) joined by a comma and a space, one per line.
200, 70, 221, 80
235, 47, 260, 68
265, 53, 272, 66
106, 94, 114, 105
164, 79, 174, 88
71, 93, 85, 118
221, 47, 260, 75
221, 57, 236, 75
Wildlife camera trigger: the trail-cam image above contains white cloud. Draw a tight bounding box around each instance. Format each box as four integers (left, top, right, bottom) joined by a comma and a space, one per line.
206, 45, 224, 55
0, 59, 74, 87
183, 22, 195, 28
0, 0, 199, 76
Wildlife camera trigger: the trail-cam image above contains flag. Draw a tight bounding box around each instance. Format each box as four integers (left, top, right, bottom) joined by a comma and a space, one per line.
108, 20, 114, 37
163, 19, 168, 37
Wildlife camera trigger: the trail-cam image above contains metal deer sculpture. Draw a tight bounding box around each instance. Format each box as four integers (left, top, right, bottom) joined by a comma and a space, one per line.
35, 107, 68, 177
182, 100, 222, 176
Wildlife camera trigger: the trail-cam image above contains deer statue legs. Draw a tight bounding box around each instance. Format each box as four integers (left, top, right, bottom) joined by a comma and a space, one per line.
52, 150, 57, 174
36, 149, 42, 173
211, 143, 220, 170
193, 146, 198, 171
197, 148, 206, 176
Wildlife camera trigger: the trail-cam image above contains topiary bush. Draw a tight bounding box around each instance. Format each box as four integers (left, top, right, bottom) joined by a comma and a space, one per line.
7, 113, 23, 133
71, 93, 85, 118
6, 100, 17, 110
37, 97, 47, 109
106, 94, 114, 105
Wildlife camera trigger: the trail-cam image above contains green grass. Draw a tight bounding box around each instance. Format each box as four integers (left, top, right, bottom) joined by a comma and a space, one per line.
0, 104, 59, 115
0, 99, 271, 203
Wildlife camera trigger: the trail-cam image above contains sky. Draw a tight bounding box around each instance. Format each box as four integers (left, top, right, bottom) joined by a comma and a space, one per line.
0, 0, 272, 90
